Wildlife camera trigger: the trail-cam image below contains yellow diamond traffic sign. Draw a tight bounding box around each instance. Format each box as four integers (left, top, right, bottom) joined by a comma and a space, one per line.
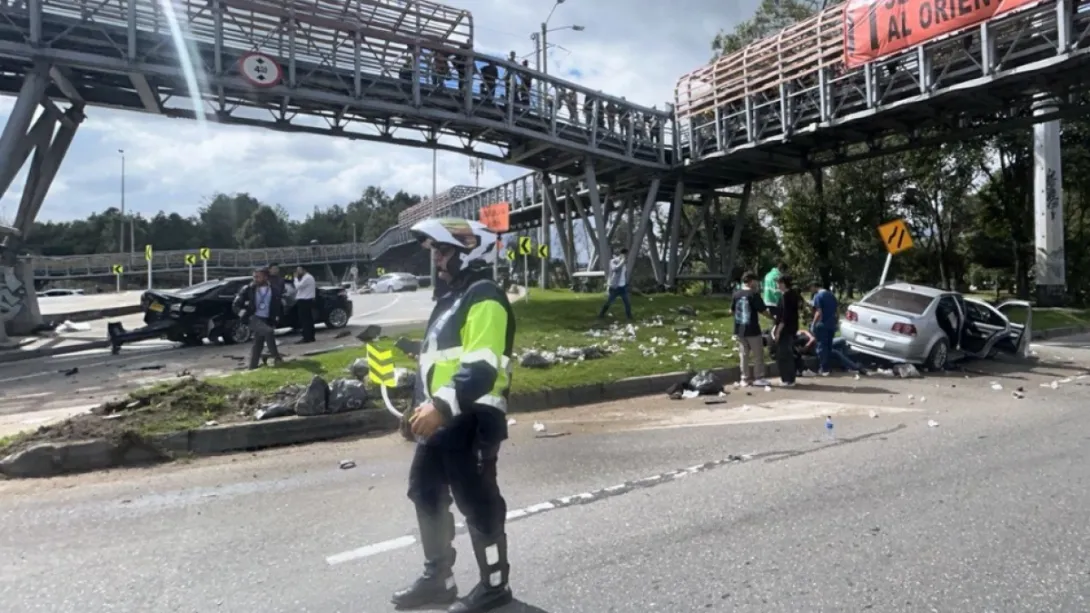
199, 247, 211, 260
184, 254, 197, 266
537, 244, 549, 258
877, 219, 914, 255
366, 344, 396, 387
376, 267, 385, 276
506, 250, 516, 261
518, 236, 531, 255
111, 264, 123, 275
144, 244, 153, 261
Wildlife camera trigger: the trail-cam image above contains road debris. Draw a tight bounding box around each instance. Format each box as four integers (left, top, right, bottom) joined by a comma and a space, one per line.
532, 422, 546, 433
927, 419, 940, 427
339, 460, 357, 470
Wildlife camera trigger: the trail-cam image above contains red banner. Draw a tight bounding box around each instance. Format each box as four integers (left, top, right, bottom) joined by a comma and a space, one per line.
479, 202, 510, 233
843, 0, 1041, 69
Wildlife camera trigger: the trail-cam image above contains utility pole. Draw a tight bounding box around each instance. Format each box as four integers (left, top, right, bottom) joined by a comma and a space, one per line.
429, 148, 437, 288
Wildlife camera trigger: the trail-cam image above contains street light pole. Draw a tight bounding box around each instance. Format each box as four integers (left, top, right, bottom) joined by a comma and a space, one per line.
429, 147, 437, 288
118, 149, 125, 253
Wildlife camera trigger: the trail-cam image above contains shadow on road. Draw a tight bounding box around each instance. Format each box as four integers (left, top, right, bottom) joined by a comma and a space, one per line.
791, 383, 896, 395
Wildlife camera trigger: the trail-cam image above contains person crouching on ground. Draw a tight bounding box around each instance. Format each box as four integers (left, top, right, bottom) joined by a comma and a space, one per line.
731, 272, 771, 387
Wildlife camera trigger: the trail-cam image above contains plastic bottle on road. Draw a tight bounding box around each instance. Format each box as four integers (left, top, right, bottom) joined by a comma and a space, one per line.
824, 416, 834, 441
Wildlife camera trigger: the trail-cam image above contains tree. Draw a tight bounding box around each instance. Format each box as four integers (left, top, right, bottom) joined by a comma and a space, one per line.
236, 205, 293, 249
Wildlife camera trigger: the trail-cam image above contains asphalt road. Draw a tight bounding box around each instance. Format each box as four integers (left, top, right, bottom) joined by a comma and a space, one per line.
1, 338, 1088, 612
0, 290, 435, 434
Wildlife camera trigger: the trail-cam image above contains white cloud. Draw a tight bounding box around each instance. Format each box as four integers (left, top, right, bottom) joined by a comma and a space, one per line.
0, 0, 759, 225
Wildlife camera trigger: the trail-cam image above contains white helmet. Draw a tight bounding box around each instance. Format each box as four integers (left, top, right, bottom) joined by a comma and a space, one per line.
410, 217, 497, 273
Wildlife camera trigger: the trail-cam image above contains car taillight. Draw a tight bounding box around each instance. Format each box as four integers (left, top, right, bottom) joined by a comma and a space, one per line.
891, 322, 917, 336
845, 309, 858, 322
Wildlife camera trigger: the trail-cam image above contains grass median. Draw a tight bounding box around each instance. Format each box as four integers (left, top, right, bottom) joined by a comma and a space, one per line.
216, 288, 741, 395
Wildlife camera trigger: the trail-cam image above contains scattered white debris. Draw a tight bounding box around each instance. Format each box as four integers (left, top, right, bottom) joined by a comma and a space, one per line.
203, 420, 219, 427
681, 389, 700, 399
339, 460, 356, 470
507, 418, 517, 426
920, 396, 926, 403
57, 320, 91, 333
854, 373, 861, 380
907, 394, 915, 400
868, 409, 879, 419
1012, 391, 1025, 399
532, 422, 546, 433
990, 382, 1003, 391
763, 385, 772, 392
927, 419, 939, 428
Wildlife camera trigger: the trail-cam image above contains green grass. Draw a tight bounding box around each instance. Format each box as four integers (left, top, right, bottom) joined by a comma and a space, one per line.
211, 290, 743, 396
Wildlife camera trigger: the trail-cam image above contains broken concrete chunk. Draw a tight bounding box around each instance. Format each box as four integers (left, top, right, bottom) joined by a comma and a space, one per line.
347, 357, 369, 382
519, 351, 556, 368
328, 378, 369, 413
294, 375, 331, 416
254, 402, 294, 421
892, 364, 921, 378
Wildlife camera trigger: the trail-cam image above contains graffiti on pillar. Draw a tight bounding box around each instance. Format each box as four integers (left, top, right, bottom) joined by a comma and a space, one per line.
1046, 168, 1060, 221
1036, 246, 1066, 287
0, 265, 27, 320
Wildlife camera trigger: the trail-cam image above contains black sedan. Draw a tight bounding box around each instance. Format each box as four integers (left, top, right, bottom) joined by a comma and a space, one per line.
109, 277, 353, 352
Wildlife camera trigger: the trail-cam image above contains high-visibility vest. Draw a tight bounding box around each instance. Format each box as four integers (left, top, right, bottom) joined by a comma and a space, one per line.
418, 278, 515, 416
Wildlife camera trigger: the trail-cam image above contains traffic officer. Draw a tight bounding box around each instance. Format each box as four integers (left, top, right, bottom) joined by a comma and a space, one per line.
391, 217, 516, 613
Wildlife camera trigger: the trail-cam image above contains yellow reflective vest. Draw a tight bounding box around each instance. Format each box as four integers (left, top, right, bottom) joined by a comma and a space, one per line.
418, 276, 515, 419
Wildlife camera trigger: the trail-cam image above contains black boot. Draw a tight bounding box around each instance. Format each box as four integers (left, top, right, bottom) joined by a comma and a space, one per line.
448, 530, 513, 613
391, 509, 458, 610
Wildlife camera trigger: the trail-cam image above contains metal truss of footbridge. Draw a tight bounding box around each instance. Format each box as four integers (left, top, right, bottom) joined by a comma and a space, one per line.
0, 0, 673, 257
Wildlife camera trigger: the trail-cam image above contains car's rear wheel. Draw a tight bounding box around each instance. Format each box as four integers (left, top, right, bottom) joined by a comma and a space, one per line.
925, 338, 949, 371
325, 306, 349, 329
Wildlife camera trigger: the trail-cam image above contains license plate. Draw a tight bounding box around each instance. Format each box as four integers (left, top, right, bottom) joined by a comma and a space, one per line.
855, 335, 885, 349
149, 302, 164, 313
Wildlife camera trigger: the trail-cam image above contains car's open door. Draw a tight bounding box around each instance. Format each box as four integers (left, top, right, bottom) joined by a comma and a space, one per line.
994, 300, 1033, 358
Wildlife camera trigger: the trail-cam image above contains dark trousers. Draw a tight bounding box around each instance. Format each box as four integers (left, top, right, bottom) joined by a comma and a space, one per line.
248, 316, 280, 369
776, 333, 797, 383
407, 439, 507, 574
598, 285, 632, 319
296, 298, 315, 342
813, 321, 836, 374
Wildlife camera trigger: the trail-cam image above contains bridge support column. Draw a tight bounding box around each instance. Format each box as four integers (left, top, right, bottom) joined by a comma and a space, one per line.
541, 176, 573, 280
1032, 99, 1065, 306
624, 178, 661, 282
1, 64, 86, 339
665, 181, 685, 289
724, 183, 753, 284
583, 159, 611, 271
538, 176, 551, 289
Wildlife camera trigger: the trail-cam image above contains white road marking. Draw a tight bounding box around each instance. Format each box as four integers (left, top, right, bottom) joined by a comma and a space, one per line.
350, 294, 403, 320
325, 457, 751, 566
325, 535, 418, 565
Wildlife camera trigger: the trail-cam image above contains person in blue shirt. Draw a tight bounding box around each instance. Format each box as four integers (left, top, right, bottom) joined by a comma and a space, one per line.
808, 280, 839, 376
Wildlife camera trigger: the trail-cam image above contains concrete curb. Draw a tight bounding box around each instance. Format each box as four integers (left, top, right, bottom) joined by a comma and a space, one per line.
1031, 325, 1088, 340
0, 364, 762, 479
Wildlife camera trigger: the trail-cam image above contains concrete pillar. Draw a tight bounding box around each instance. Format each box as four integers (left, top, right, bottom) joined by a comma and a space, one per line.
1032, 100, 1065, 306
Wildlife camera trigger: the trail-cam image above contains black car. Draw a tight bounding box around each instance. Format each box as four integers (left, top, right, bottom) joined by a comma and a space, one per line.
109, 277, 353, 352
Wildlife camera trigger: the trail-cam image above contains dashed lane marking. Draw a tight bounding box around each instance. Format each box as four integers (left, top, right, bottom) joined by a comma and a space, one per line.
324, 456, 747, 566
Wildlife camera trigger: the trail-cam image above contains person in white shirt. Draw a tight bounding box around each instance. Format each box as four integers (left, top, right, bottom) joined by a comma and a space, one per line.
597, 247, 633, 320
293, 265, 317, 343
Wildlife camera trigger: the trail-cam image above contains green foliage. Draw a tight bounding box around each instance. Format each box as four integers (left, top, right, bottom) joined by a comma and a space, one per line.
23, 187, 423, 256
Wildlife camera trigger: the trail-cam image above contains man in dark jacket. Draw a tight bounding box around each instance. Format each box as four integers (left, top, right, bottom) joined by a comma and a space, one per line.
233, 267, 284, 369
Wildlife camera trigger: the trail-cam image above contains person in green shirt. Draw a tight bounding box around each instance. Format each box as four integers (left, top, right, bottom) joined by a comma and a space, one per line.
763, 262, 786, 320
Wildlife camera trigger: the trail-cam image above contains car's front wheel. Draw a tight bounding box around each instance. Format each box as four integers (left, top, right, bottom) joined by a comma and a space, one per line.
325, 306, 349, 329
227, 319, 252, 344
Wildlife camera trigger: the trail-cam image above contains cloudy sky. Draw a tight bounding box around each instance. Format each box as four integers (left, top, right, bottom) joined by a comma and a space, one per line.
0, 0, 760, 225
